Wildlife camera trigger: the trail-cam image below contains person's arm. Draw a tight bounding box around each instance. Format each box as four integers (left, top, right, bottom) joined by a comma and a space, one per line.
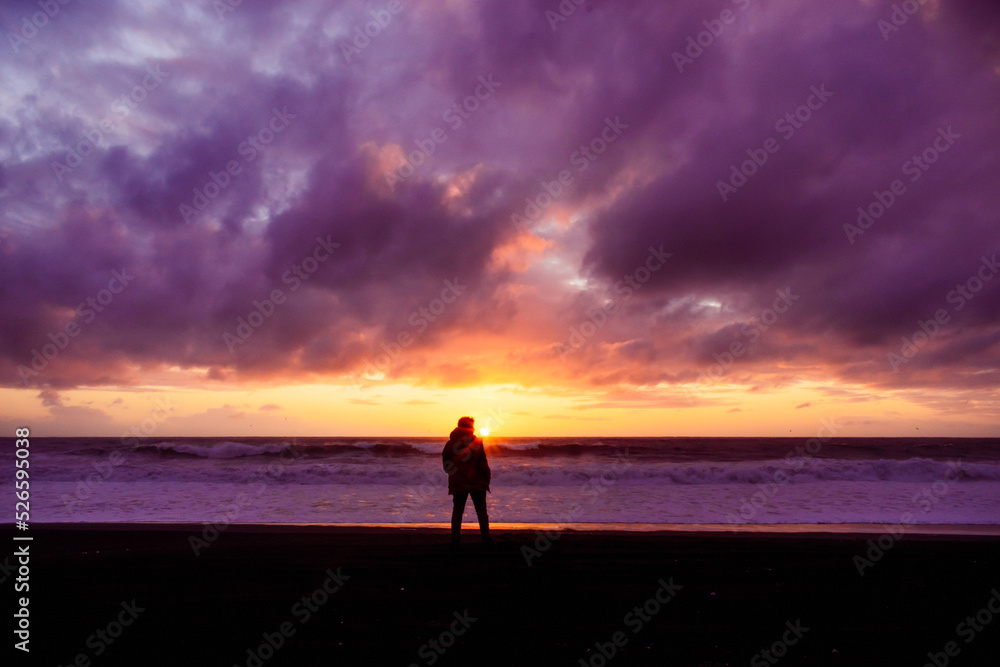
442, 442, 454, 474
476, 439, 491, 490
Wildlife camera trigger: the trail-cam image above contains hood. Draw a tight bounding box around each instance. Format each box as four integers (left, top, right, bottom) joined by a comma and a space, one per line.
449, 426, 476, 452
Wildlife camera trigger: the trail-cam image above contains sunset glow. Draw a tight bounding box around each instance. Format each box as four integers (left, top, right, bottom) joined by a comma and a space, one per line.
1, 0, 998, 438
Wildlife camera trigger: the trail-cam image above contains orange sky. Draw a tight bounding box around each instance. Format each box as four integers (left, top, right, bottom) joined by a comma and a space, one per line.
3, 372, 997, 439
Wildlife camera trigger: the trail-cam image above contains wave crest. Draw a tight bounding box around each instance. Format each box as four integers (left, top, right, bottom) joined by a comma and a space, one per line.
140, 441, 292, 459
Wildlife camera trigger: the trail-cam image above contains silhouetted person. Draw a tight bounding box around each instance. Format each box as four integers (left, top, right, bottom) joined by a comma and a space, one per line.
442, 416, 492, 548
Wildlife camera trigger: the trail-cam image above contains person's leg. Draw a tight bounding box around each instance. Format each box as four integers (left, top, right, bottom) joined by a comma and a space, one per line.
470, 490, 490, 542
451, 492, 468, 543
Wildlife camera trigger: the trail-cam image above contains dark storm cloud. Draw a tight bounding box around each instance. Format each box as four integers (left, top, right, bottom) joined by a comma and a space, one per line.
0, 0, 997, 393
580, 0, 1000, 389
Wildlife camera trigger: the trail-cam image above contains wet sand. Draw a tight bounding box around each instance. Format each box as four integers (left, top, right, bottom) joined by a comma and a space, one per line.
17, 523, 1000, 665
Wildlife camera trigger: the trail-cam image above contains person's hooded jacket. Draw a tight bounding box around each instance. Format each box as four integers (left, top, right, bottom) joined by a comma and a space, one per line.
442, 423, 491, 494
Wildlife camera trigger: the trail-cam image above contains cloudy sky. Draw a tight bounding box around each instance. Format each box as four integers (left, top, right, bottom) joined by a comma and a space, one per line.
1, 0, 998, 437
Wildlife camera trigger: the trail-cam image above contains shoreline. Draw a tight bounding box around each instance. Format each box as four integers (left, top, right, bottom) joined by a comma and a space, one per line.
18, 520, 1000, 536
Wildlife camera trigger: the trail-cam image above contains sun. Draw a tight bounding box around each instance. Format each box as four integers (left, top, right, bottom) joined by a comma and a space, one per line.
480, 427, 490, 436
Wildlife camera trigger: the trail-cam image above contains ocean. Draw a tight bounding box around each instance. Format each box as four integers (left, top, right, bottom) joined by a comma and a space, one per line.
12, 436, 1000, 527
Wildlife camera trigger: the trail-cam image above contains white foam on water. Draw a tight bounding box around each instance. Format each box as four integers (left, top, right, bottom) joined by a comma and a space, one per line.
30, 479, 1000, 525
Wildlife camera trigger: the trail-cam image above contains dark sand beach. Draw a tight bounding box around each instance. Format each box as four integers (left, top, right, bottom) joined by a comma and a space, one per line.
16, 523, 1000, 666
